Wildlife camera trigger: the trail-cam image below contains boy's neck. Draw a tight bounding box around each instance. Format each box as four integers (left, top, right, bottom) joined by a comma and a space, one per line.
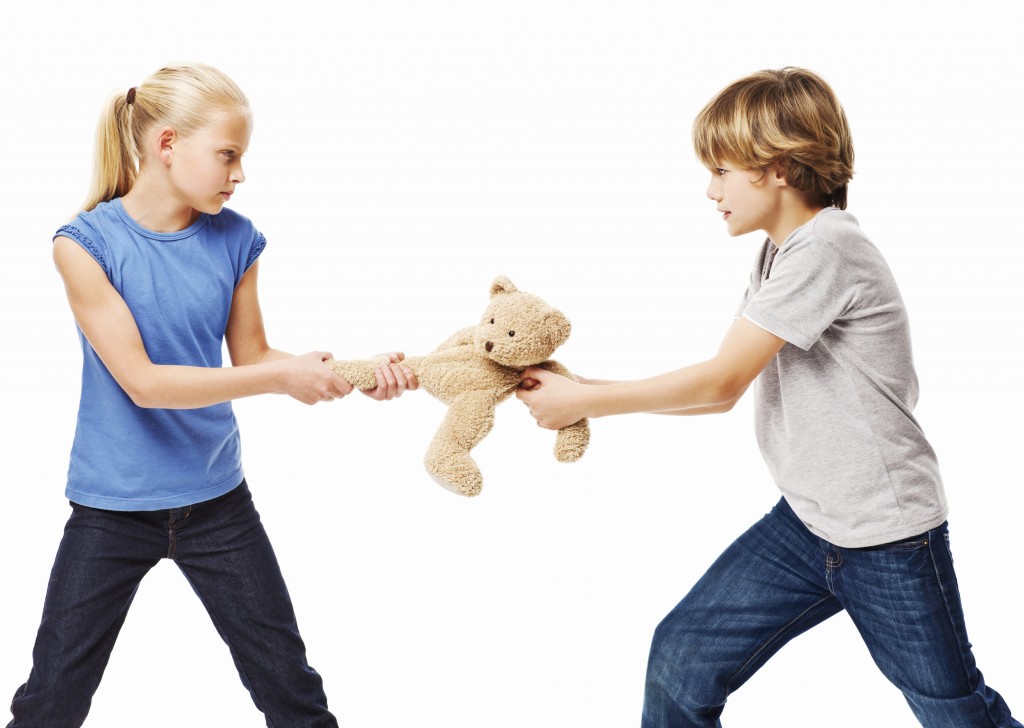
767, 195, 825, 247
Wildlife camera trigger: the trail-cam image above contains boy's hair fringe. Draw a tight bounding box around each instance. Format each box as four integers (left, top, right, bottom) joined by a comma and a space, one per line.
693, 67, 855, 210
83, 63, 250, 213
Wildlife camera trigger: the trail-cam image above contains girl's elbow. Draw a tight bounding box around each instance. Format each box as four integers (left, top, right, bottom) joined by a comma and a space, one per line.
124, 382, 157, 408
119, 371, 162, 409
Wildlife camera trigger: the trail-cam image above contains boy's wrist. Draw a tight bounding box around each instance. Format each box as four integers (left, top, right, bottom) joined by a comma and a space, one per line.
580, 382, 607, 419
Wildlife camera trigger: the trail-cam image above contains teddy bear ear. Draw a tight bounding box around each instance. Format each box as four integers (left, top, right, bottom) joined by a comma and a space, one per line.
490, 275, 518, 298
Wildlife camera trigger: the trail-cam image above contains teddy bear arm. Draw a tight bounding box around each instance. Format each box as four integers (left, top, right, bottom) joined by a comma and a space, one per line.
535, 359, 580, 383
324, 358, 380, 390
533, 360, 590, 461
554, 417, 590, 462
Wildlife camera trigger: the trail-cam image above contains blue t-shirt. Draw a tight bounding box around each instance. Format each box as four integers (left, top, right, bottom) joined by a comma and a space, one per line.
54, 198, 267, 510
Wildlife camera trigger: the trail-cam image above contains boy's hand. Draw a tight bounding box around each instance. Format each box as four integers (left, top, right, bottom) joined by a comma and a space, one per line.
361, 352, 419, 401
516, 366, 587, 430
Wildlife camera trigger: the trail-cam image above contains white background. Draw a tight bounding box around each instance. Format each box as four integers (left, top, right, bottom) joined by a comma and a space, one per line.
2, 2, 1021, 726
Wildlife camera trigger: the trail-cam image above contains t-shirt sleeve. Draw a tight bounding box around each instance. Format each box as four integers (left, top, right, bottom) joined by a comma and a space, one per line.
735, 246, 763, 318
741, 236, 853, 351
245, 229, 267, 273
54, 219, 109, 274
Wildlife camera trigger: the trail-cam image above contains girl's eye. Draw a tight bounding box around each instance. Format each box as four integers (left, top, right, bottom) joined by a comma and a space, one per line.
715, 168, 727, 175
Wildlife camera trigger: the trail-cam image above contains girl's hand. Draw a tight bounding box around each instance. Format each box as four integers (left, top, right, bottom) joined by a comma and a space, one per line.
361, 352, 419, 401
516, 366, 588, 430
281, 351, 354, 405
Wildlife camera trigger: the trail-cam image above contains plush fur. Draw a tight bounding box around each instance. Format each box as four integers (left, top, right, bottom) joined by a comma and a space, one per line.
327, 276, 590, 496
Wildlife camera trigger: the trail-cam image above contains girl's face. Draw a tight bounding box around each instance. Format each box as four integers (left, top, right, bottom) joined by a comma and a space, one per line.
168, 111, 252, 215
705, 161, 785, 242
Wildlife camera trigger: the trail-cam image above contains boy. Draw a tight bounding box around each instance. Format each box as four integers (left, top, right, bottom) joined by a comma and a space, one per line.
516, 67, 1020, 728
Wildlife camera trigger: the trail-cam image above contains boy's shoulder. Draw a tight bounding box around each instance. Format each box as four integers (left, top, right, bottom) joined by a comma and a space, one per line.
787, 207, 870, 255
806, 207, 861, 238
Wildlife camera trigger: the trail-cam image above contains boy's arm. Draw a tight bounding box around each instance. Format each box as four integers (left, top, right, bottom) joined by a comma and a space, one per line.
53, 237, 353, 408
517, 317, 784, 429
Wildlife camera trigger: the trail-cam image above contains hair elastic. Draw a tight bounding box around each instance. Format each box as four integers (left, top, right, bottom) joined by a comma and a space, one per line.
126, 87, 137, 105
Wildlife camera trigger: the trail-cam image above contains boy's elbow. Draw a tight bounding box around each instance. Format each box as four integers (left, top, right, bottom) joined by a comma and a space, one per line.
709, 377, 749, 412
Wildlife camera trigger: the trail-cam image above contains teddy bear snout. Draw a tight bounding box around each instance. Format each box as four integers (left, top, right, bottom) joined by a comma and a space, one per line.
485, 341, 494, 352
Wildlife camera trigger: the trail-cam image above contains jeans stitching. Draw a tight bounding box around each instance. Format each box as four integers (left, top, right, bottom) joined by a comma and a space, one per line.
925, 532, 1004, 725
167, 512, 176, 559
729, 593, 835, 690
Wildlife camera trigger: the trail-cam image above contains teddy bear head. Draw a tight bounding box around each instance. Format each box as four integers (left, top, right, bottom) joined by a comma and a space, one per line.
472, 276, 572, 368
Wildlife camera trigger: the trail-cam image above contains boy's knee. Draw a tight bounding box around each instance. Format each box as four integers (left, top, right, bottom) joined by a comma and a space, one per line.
645, 618, 726, 722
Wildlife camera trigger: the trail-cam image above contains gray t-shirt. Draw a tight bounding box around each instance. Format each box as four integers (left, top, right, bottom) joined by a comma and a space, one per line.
740, 207, 947, 547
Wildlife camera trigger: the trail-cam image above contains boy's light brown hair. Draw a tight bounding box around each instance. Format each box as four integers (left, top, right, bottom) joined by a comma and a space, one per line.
693, 67, 855, 210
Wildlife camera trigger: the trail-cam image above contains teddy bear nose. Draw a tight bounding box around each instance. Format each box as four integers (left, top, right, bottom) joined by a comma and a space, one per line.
485, 341, 494, 352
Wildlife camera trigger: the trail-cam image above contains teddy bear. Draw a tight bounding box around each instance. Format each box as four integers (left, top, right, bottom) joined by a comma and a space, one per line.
327, 276, 590, 497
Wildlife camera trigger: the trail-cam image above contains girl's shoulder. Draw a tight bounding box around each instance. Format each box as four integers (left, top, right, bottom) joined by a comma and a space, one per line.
205, 205, 262, 241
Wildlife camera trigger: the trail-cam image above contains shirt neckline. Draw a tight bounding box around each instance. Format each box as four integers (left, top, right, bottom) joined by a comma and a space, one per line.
113, 197, 210, 241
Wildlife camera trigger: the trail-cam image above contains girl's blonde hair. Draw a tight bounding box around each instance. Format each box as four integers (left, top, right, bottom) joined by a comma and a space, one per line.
84, 63, 250, 212
693, 67, 855, 210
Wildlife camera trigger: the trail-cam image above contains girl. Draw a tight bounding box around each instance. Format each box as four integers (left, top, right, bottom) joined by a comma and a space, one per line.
517, 67, 1020, 727
7, 63, 415, 727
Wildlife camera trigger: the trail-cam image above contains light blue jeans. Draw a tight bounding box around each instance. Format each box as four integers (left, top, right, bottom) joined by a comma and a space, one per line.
642, 497, 1020, 727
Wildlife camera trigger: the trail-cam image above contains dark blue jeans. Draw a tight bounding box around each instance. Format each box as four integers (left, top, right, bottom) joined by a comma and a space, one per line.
642, 497, 1020, 728
7, 481, 337, 728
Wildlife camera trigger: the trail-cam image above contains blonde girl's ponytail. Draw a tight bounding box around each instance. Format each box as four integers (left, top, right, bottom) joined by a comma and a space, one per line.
82, 88, 137, 212
80, 63, 250, 213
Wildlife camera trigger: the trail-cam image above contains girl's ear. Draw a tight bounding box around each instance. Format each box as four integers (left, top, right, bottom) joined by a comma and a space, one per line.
156, 127, 176, 165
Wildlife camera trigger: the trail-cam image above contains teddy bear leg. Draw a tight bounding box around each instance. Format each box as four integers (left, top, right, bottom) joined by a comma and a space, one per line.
423, 391, 497, 497
554, 417, 590, 462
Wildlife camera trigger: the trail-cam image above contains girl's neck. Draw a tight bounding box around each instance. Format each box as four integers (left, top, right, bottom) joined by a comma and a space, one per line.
121, 175, 199, 233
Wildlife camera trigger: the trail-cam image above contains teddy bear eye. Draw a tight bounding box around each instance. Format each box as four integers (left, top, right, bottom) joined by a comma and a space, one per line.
490, 318, 495, 324
508, 330, 515, 337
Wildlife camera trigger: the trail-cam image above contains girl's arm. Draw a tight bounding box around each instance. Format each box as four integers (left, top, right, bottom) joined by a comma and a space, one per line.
223, 257, 417, 400
516, 317, 785, 429
53, 236, 354, 408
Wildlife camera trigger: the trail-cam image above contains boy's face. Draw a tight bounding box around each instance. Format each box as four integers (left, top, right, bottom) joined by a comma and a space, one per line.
706, 162, 785, 242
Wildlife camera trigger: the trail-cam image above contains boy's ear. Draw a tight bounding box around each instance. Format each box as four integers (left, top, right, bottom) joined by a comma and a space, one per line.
771, 161, 790, 187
